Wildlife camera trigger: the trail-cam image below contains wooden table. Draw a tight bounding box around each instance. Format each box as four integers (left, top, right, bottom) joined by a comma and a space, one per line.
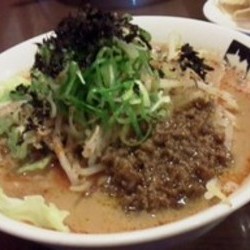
0, 0, 250, 249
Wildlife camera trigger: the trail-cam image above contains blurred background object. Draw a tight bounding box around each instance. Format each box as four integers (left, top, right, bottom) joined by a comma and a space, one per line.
59, 0, 163, 9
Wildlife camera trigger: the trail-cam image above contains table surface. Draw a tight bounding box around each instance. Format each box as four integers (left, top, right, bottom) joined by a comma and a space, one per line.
1, 0, 250, 249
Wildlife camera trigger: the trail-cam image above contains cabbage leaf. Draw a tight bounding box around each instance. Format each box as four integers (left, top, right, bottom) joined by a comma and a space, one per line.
0, 76, 30, 104
0, 187, 70, 232
17, 156, 51, 174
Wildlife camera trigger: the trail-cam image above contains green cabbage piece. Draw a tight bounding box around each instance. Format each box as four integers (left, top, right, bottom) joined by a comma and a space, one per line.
0, 118, 14, 135
17, 156, 51, 174
7, 127, 28, 160
0, 187, 70, 232
0, 76, 30, 104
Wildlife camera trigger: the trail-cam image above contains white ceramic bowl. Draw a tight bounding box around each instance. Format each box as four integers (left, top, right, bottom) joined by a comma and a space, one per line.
0, 16, 250, 250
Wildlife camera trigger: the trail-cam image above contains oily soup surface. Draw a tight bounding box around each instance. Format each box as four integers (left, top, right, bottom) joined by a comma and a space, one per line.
0, 166, 215, 233
0, 68, 250, 233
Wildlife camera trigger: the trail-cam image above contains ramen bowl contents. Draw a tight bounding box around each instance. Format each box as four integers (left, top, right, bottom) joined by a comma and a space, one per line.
0, 6, 250, 249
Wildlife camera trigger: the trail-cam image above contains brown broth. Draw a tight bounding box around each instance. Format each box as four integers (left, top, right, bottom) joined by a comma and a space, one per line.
0, 70, 250, 233
0, 164, 216, 233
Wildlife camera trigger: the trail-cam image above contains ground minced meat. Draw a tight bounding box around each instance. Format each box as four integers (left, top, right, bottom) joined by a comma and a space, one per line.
101, 98, 232, 212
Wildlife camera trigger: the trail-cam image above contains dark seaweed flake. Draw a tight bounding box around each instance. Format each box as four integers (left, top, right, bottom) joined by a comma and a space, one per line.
178, 43, 213, 80
33, 5, 151, 78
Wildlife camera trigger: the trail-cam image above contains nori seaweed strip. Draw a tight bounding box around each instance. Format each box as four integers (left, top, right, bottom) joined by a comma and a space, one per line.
33, 5, 151, 78
178, 43, 213, 80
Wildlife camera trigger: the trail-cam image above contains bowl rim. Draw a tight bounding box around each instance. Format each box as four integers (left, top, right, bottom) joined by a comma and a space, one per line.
0, 15, 250, 248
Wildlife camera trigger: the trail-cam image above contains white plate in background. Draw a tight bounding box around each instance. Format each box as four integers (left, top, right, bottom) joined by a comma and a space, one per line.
203, 0, 250, 34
